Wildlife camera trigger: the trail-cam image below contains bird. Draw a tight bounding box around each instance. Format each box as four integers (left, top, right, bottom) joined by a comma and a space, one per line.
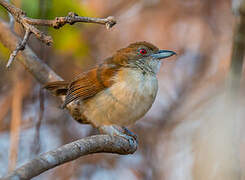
44, 41, 176, 141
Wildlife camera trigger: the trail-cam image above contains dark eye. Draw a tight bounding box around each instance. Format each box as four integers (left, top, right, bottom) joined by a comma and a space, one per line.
138, 48, 147, 55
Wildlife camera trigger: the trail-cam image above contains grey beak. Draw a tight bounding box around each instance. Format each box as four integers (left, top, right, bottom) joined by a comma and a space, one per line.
151, 50, 176, 59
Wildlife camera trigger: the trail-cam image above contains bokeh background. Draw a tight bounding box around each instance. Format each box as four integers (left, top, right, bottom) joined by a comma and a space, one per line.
0, 0, 245, 179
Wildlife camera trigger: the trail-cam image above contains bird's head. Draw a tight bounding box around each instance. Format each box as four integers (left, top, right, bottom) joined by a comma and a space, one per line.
112, 41, 176, 74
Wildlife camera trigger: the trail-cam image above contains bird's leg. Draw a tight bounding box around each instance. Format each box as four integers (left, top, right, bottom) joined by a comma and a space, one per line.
99, 125, 138, 145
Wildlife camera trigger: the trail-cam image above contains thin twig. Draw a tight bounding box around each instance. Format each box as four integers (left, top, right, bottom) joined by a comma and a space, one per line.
0, 0, 53, 45
0, 20, 62, 84
0, 0, 116, 67
24, 13, 116, 29
6, 29, 31, 68
2, 135, 137, 180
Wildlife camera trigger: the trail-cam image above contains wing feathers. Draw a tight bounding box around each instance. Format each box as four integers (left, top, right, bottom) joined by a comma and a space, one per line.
62, 63, 119, 108
44, 81, 69, 96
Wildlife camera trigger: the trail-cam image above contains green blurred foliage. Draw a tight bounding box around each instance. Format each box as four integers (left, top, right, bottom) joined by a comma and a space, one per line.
0, 42, 10, 61
47, 0, 92, 18
0, 5, 8, 20
21, 0, 93, 19
51, 26, 89, 57
21, 0, 39, 18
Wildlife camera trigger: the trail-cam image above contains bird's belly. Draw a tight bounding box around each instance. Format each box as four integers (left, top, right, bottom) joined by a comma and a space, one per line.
82, 71, 158, 127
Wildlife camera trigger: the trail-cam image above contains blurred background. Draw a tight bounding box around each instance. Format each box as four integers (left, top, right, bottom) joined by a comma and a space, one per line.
0, 0, 244, 179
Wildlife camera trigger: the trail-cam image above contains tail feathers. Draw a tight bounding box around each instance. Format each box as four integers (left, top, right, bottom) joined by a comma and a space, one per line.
43, 81, 69, 96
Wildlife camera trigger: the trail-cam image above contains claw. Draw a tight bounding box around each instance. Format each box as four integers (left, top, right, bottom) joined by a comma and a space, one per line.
122, 126, 138, 144
99, 125, 138, 147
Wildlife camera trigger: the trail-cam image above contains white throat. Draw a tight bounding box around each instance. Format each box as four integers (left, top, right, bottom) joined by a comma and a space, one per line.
147, 59, 162, 74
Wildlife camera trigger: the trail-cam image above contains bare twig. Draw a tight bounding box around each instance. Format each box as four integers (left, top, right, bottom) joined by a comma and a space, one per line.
0, 20, 62, 84
0, 0, 116, 67
6, 29, 31, 68
0, 0, 52, 45
24, 13, 116, 29
2, 135, 137, 180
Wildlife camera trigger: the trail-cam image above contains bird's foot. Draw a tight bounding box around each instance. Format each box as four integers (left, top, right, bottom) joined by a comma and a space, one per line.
99, 125, 138, 147
121, 126, 138, 143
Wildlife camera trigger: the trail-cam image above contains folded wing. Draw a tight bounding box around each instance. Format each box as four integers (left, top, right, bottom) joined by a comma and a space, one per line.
62, 63, 119, 108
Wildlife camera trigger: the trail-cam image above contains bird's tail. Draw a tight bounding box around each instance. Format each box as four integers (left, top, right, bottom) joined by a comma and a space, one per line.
43, 81, 69, 96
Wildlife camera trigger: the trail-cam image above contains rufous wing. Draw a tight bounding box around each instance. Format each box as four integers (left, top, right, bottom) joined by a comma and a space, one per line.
62, 63, 119, 108
44, 81, 69, 96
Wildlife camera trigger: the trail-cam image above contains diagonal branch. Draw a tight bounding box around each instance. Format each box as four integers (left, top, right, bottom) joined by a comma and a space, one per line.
0, 0, 116, 67
2, 135, 137, 180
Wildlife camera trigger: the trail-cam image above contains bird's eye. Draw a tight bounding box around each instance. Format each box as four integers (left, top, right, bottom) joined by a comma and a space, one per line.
138, 48, 147, 55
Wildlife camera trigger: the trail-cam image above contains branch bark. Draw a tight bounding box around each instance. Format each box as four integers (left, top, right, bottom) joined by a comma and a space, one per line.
2, 135, 137, 180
